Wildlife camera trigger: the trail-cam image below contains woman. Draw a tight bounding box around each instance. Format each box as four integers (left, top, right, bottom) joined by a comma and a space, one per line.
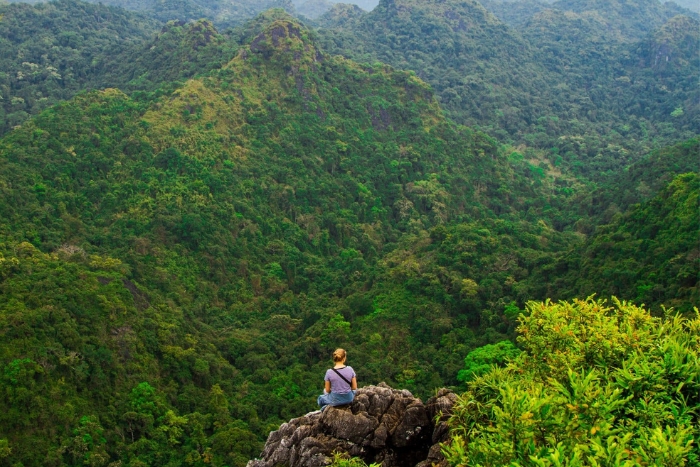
317, 348, 357, 411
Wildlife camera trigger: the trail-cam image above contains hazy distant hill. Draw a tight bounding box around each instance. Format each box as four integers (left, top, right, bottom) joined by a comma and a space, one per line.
316, 2, 367, 26
663, 0, 699, 13
482, 0, 696, 29
337, 0, 379, 9
552, 0, 694, 40
292, 0, 379, 20
9, 0, 295, 27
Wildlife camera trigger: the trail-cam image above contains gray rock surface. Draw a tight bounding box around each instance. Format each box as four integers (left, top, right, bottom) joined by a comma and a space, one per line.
247, 384, 457, 467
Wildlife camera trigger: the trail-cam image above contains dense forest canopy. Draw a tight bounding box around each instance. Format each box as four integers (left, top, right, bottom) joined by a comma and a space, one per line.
0, 0, 158, 134
0, 2, 301, 136
4, 0, 697, 177
318, 0, 699, 180
0, 0, 697, 465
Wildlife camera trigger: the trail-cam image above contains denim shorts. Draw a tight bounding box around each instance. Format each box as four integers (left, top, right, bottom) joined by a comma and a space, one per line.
317, 390, 356, 410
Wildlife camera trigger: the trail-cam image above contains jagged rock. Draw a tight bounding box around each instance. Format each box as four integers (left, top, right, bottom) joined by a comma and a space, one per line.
247, 384, 456, 467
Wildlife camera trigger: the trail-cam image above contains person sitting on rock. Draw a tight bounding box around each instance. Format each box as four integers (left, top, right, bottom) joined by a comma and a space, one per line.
317, 348, 357, 411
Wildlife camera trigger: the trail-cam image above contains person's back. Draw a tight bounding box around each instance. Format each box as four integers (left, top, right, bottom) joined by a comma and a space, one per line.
317, 348, 357, 410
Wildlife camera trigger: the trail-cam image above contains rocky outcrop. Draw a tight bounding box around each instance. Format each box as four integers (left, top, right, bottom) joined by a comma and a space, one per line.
247, 384, 457, 467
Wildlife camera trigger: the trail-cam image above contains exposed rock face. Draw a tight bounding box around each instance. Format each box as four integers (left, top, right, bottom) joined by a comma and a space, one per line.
247, 384, 457, 467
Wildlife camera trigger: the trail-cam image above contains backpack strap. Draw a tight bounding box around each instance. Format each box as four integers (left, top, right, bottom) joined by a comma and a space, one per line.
331, 367, 352, 387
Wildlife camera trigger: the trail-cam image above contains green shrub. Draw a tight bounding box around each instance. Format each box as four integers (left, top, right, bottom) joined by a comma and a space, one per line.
443, 298, 700, 467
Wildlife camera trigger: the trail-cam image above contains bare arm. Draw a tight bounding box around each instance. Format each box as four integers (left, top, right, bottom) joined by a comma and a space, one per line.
351, 376, 357, 390
325, 380, 331, 393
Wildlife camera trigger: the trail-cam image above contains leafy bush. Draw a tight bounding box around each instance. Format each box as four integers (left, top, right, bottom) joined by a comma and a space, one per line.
457, 340, 521, 383
444, 298, 700, 466
330, 452, 380, 467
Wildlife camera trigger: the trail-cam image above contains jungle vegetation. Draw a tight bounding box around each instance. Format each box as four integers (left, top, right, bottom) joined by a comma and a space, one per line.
0, 0, 158, 134
0, 0, 697, 466
445, 298, 699, 466
317, 0, 699, 180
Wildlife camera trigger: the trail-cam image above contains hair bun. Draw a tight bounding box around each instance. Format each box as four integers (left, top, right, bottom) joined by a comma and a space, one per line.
332, 348, 346, 362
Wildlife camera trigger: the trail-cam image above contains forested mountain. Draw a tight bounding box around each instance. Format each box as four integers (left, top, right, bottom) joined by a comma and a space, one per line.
663, 0, 700, 13
318, 0, 699, 179
588, 137, 700, 220
552, 0, 693, 40
520, 12, 698, 172
315, 2, 367, 27
0, 17, 587, 465
5, 0, 695, 177
92, 19, 239, 92
540, 139, 699, 310
0, 1, 697, 466
318, 0, 551, 136
553, 172, 699, 309
0, 0, 158, 134
0, 2, 286, 137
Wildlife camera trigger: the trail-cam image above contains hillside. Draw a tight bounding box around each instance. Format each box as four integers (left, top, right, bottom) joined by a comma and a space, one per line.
478, 0, 549, 27
315, 2, 367, 27
318, 0, 699, 180
92, 19, 239, 92
663, 0, 700, 13
0, 17, 592, 466
549, 171, 700, 310
0, 0, 158, 135
483, 0, 696, 30
0, 4, 298, 138
625, 14, 700, 129
357, 140, 700, 327
552, 0, 694, 40
318, 0, 554, 137
589, 137, 700, 219
292, 0, 379, 19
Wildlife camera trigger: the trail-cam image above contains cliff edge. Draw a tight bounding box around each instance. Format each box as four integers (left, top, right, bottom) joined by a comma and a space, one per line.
247, 384, 457, 467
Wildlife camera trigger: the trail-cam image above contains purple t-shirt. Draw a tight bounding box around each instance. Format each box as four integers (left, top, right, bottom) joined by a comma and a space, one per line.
324, 366, 356, 394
